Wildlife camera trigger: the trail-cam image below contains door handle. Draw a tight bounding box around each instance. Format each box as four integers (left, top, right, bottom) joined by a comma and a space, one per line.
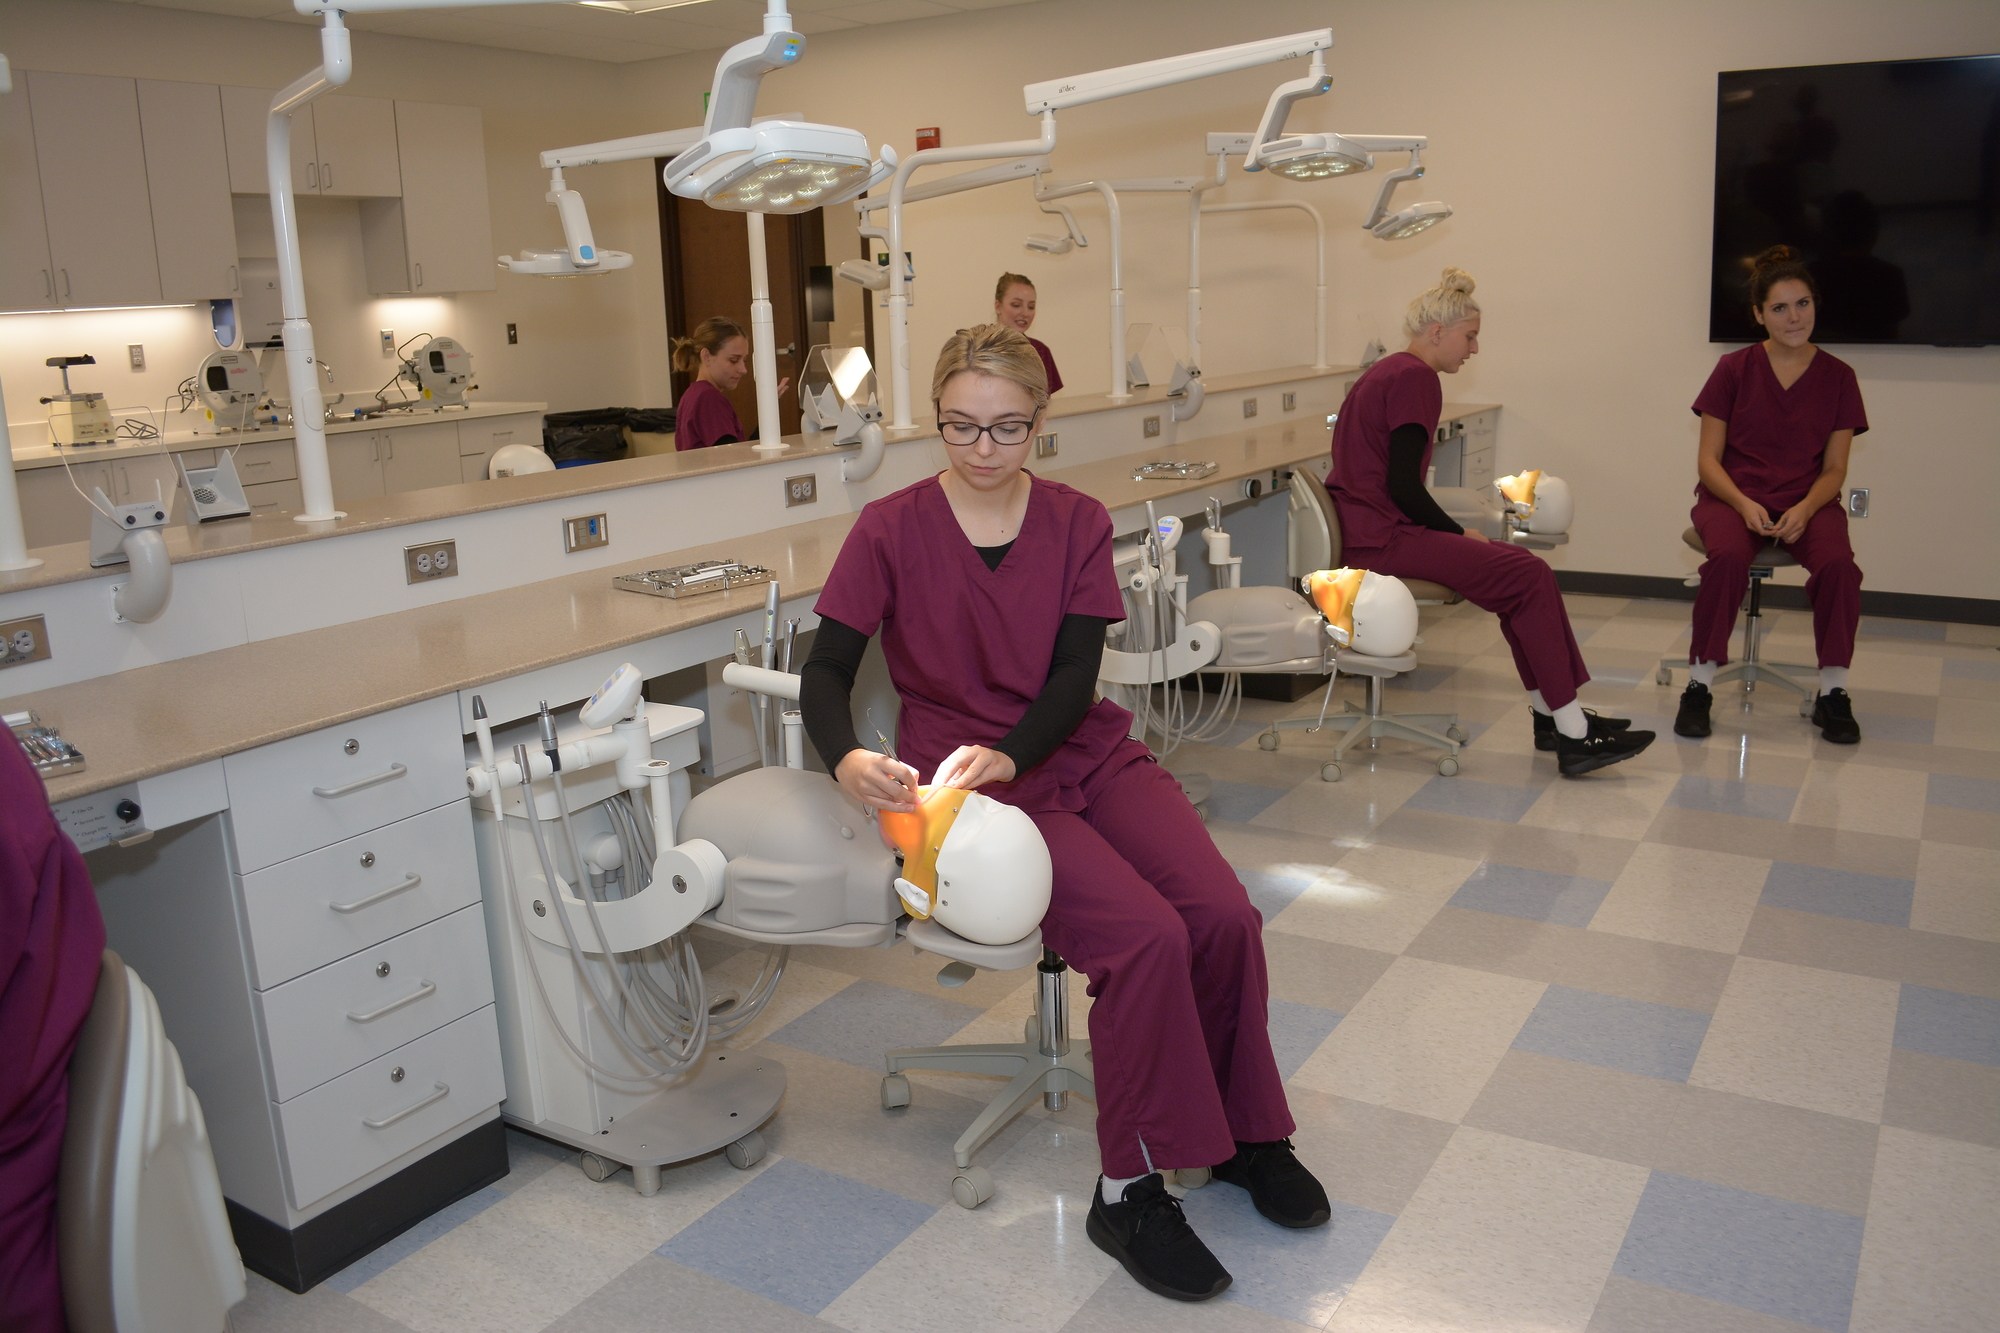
362, 1082, 448, 1130
41, 269, 52, 300
311, 763, 408, 798
346, 979, 436, 1024
321, 162, 332, 192
306, 161, 318, 190
60, 269, 72, 300
329, 872, 423, 915
229, 264, 239, 293
414, 262, 424, 289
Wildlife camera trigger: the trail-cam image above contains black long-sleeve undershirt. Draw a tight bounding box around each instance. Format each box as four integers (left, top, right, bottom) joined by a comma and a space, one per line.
800, 551, 1110, 780
1386, 421, 1464, 535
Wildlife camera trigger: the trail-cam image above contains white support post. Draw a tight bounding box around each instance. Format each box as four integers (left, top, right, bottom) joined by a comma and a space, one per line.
744, 212, 784, 451
0, 380, 44, 572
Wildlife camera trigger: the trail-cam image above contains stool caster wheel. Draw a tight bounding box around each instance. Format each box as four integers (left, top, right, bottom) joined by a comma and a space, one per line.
725, 1131, 765, 1170
1257, 731, 1279, 752
579, 1151, 619, 1184
1656, 666, 1673, 686
1174, 1166, 1211, 1190
1320, 762, 1341, 782
881, 1074, 911, 1110
951, 1166, 995, 1210
1437, 756, 1460, 777
1798, 696, 1815, 719
1447, 724, 1469, 744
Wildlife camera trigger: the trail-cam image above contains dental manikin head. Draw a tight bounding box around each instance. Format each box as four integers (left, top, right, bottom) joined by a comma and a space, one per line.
1496, 469, 1573, 535
879, 786, 1052, 946
1304, 567, 1420, 657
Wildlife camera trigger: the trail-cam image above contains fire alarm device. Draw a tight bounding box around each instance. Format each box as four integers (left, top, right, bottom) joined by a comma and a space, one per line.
916, 127, 941, 151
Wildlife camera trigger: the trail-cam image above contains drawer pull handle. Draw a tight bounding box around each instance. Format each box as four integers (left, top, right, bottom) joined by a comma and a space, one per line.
362, 1081, 449, 1130
347, 980, 436, 1023
329, 872, 423, 915
312, 763, 408, 799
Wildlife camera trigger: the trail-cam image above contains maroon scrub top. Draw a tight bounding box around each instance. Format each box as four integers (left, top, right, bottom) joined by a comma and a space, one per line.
816, 473, 1135, 814
1327, 351, 1443, 553
1027, 336, 1064, 396
675, 379, 745, 451
1692, 344, 1869, 509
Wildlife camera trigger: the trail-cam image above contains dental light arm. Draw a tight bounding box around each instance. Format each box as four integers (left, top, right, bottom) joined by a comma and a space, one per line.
1346, 135, 1452, 238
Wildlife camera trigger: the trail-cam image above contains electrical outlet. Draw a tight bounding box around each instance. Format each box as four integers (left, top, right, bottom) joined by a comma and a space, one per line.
1242, 397, 1259, 419
0, 615, 51, 668
128, 344, 145, 371
1847, 487, 1870, 518
1036, 431, 1059, 458
1142, 416, 1161, 438
506, 323, 519, 345
564, 513, 609, 552
785, 475, 817, 507
1282, 391, 1296, 411
403, 538, 458, 583
379, 329, 395, 357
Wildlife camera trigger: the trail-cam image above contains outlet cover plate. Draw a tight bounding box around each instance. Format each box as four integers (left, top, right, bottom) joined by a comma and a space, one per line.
0, 615, 51, 668
1242, 397, 1259, 418
1142, 416, 1161, 438
785, 475, 817, 507
403, 539, 458, 583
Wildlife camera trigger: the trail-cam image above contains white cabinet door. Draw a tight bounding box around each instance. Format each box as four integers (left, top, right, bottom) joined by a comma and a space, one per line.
327, 433, 387, 506
379, 422, 464, 493
456, 413, 538, 483
28, 72, 162, 308
138, 80, 241, 304
221, 85, 317, 195
311, 96, 401, 198
388, 101, 493, 294
16, 463, 111, 549
0, 78, 57, 311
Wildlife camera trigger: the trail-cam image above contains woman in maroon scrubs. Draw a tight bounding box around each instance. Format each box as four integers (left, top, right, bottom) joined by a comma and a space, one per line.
802, 325, 1323, 1303
1678, 245, 1868, 744
1328, 268, 1654, 777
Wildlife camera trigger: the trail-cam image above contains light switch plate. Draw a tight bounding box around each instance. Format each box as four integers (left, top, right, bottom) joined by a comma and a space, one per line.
1282, 391, 1296, 411
564, 513, 609, 552
1848, 488, 1869, 518
1036, 431, 1059, 458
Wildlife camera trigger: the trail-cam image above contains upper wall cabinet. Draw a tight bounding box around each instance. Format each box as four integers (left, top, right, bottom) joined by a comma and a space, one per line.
138, 80, 242, 304
0, 70, 57, 309
360, 101, 495, 295
221, 86, 401, 198
6, 72, 164, 311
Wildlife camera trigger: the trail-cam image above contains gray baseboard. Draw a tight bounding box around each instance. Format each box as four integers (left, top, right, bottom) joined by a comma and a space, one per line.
1552, 571, 1999, 627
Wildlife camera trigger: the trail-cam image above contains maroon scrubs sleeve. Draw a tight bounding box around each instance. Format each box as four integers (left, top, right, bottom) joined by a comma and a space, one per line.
674, 380, 745, 452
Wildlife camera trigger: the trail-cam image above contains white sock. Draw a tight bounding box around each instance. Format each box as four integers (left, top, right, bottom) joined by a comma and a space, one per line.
1527, 689, 1551, 715
1553, 701, 1588, 739
1820, 666, 1849, 693
1102, 1172, 1148, 1204
1690, 660, 1718, 687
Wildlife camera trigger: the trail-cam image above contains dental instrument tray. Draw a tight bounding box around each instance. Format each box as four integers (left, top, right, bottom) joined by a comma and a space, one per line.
1131, 459, 1219, 481
613, 559, 775, 599
7, 710, 85, 777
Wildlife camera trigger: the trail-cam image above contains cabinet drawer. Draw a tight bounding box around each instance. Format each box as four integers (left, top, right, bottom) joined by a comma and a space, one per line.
234, 438, 299, 484
459, 415, 539, 457
275, 1007, 502, 1211
239, 801, 480, 989
224, 694, 466, 871
259, 903, 495, 1101
1464, 453, 1496, 489
244, 477, 303, 517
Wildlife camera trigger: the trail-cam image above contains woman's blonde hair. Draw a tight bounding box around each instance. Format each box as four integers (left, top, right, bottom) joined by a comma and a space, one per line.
1402, 267, 1479, 338
931, 324, 1049, 414
994, 272, 1035, 305
671, 316, 745, 375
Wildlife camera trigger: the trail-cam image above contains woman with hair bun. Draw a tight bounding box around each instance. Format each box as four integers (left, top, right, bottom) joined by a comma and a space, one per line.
1677, 245, 1868, 743
670, 317, 788, 451
802, 324, 1324, 1304
1328, 268, 1654, 776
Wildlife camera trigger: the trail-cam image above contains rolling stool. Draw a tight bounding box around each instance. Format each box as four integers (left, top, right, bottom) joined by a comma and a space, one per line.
881, 922, 1092, 1210
1657, 526, 1815, 717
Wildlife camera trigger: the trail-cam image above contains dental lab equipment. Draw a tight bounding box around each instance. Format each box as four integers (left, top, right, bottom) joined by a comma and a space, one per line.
1132, 459, 1219, 481
612, 560, 774, 599
1099, 502, 1226, 759
796, 346, 887, 481
175, 451, 253, 523
42, 356, 115, 447
8, 710, 86, 778
192, 350, 268, 433
86, 483, 172, 623
401, 335, 475, 407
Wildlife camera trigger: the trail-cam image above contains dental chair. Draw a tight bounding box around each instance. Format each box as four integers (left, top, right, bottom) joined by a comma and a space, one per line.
59, 950, 245, 1333
1186, 463, 1466, 780
1655, 527, 1815, 715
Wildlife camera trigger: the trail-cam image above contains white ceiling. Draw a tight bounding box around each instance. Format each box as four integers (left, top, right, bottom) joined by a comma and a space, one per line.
106, 0, 1047, 66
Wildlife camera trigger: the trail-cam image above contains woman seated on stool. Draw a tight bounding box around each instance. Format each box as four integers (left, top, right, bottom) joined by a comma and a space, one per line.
994, 273, 1062, 395
1678, 244, 1868, 744
672, 316, 787, 451
1328, 267, 1655, 777
801, 324, 1325, 1303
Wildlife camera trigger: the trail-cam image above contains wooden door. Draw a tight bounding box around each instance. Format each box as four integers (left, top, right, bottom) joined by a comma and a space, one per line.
658, 174, 823, 438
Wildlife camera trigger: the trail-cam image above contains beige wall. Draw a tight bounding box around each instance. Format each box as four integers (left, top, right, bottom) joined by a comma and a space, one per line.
4, 0, 1997, 600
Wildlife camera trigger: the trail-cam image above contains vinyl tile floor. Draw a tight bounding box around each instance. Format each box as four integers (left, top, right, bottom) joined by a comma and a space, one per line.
233, 595, 2000, 1333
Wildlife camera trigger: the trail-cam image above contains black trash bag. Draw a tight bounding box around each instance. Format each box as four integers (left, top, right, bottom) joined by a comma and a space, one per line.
541, 406, 675, 463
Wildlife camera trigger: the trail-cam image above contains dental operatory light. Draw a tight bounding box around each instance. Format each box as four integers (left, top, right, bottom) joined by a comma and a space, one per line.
1240, 50, 1365, 180
1371, 200, 1453, 240
575, 1, 719, 12
662, 3, 893, 214
1350, 135, 1452, 239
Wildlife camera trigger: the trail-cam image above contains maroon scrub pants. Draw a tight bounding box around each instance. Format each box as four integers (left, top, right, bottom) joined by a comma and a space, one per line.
1689, 495, 1861, 669
1352, 528, 1591, 711
1029, 750, 1294, 1178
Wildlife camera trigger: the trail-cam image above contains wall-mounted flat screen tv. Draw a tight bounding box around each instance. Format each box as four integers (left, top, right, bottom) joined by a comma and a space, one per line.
1711, 54, 2000, 346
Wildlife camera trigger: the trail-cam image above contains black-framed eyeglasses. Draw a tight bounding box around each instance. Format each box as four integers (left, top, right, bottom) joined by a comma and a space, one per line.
937, 418, 1034, 447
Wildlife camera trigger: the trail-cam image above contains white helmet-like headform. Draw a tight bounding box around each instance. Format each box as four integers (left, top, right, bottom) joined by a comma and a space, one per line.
883, 787, 1052, 946
1496, 469, 1574, 535
1303, 568, 1420, 657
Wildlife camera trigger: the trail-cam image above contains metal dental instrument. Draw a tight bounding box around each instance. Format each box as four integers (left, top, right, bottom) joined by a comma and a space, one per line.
780, 617, 799, 674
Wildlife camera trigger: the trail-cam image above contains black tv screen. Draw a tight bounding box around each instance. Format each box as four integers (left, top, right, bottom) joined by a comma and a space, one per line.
1710, 54, 2000, 346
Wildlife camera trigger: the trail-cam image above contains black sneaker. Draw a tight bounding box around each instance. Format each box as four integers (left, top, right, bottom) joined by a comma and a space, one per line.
1673, 682, 1713, 739
1086, 1174, 1231, 1302
1812, 688, 1861, 744
1532, 708, 1634, 752
1555, 726, 1656, 777
1210, 1138, 1331, 1229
